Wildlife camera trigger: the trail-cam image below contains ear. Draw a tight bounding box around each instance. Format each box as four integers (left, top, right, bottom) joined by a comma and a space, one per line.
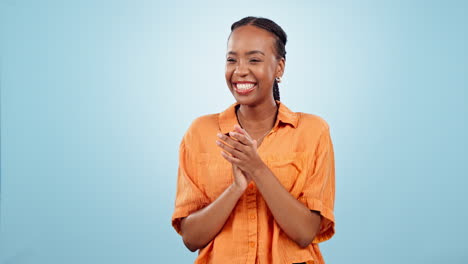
275, 57, 285, 78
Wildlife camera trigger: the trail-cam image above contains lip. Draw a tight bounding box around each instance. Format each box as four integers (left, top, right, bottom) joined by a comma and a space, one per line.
233, 82, 257, 95
233, 81, 256, 84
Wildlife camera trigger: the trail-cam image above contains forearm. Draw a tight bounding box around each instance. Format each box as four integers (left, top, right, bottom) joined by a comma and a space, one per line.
252, 165, 321, 248
180, 184, 244, 251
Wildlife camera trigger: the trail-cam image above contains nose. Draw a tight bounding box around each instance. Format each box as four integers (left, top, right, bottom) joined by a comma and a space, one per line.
234, 59, 249, 76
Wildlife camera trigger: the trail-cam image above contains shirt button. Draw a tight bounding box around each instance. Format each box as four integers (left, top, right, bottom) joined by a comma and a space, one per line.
250, 214, 256, 220
249, 241, 255, 248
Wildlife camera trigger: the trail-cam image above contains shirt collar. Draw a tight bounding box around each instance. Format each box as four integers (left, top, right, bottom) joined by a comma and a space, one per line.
218, 100, 299, 134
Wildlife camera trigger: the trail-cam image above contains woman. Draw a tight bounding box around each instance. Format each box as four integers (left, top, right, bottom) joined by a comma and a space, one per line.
172, 16, 336, 264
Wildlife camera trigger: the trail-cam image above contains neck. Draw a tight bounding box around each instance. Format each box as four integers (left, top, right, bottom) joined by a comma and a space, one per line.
236, 99, 279, 133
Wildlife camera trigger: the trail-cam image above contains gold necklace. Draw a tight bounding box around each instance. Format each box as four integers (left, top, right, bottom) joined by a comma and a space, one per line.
236, 106, 278, 143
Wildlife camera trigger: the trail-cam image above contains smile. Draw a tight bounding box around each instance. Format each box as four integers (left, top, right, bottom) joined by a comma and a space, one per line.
234, 82, 257, 95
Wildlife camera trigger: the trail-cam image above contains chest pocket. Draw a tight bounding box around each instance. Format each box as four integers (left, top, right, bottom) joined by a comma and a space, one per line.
194, 153, 233, 201
264, 152, 307, 193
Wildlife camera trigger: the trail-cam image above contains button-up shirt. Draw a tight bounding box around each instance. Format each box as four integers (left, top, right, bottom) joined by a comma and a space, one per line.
172, 100, 335, 264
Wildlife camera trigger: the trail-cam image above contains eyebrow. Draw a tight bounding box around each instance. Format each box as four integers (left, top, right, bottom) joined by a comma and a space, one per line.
227, 50, 265, 56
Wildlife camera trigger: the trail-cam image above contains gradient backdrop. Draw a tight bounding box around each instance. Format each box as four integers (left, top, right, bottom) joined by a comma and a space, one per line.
1, 0, 467, 263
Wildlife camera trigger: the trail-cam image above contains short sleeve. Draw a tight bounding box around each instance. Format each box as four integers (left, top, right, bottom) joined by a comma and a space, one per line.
171, 138, 210, 235
298, 126, 336, 243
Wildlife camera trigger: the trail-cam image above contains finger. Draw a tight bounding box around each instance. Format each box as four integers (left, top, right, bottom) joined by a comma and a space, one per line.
217, 133, 247, 152
216, 139, 244, 158
220, 150, 241, 165
252, 139, 258, 149
228, 131, 253, 146
234, 124, 245, 134
234, 124, 252, 141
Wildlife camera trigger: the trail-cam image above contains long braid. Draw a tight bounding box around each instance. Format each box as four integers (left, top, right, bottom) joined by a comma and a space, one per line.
273, 79, 280, 101
230, 16, 287, 101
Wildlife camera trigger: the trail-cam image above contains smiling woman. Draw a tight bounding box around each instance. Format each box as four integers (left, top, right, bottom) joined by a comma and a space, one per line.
171, 16, 336, 264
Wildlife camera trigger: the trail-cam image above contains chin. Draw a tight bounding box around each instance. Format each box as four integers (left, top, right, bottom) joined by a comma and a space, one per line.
236, 97, 260, 107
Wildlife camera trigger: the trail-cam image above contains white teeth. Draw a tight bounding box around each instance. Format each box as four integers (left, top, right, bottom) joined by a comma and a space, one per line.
236, 83, 255, 90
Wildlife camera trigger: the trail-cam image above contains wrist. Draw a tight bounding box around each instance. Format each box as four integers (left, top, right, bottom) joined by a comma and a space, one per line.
230, 182, 246, 196
251, 163, 268, 180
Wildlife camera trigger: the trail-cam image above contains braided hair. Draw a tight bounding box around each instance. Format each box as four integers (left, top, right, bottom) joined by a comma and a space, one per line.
229, 16, 287, 101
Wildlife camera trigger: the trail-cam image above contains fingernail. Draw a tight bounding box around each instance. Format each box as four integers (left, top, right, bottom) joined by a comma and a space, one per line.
217, 133, 222, 138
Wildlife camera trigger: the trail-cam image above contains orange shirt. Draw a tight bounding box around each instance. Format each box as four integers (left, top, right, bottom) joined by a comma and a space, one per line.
172, 100, 335, 264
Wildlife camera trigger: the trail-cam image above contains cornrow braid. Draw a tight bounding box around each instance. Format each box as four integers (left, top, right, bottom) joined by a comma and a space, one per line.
230, 16, 287, 101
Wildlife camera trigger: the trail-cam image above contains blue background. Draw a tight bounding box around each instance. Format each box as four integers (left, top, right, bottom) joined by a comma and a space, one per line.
1, 0, 467, 263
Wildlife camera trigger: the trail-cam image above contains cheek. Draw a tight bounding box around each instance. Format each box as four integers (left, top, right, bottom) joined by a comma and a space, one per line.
225, 68, 234, 88
225, 65, 234, 78
257, 64, 274, 78
256, 67, 274, 91
265, 64, 277, 77
224, 67, 230, 78
253, 67, 270, 83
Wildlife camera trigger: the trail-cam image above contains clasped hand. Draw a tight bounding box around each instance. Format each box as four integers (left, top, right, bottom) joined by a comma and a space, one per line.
216, 124, 266, 189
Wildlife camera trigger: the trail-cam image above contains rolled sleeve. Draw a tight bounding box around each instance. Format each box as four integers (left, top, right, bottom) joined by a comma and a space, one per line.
171, 139, 210, 235
298, 127, 336, 243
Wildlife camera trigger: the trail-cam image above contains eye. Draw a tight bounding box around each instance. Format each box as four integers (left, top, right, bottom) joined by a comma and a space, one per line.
226, 58, 236, 63
250, 58, 262, 63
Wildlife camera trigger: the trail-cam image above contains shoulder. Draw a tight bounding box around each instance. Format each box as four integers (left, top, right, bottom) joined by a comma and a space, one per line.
182, 113, 220, 143
297, 112, 330, 134
189, 113, 219, 129
189, 113, 219, 130
295, 112, 334, 153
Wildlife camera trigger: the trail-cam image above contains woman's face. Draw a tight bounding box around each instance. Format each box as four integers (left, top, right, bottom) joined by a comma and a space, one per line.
225, 25, 285, 106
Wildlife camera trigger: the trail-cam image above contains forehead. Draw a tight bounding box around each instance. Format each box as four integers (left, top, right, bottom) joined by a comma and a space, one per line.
227, 25, 276, 54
